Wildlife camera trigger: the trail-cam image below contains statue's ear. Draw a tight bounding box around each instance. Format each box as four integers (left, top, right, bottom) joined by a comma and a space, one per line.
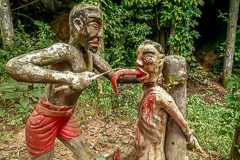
159, 54, 165, 65
73, 18, 83, 33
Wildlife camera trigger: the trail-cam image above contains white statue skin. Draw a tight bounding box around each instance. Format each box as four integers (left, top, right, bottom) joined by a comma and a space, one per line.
109, 40, 202, 160
5, 4, 138, 160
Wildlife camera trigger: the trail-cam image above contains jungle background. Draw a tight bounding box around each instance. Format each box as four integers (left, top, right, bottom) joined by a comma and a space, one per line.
0, 0, 240, 159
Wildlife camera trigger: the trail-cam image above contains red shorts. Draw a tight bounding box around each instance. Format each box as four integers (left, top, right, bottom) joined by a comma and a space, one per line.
26, 99, 81, 157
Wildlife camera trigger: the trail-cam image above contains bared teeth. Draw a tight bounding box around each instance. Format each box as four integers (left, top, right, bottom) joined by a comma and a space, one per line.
136, 68, 146, 78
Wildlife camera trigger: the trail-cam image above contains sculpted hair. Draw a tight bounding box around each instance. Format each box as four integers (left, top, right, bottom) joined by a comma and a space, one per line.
140, 40, 165, 86
69, 4, 100, 33
141, 40, 165, 55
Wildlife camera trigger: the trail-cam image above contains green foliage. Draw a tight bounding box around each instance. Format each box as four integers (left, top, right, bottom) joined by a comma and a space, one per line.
218, 75, 240, 154
95, 155, 106, 160
164, 76, 186, 91
103, 0, 152, 67
34, 21, 56, 48
159, 0, 204, 61
217, 10, 240, 72
218, 10, 228, 22
79, 0, 152, 67
0, 20, 55, 78
188, 63, 209, 82
0, 80, 45, 127
0, 21, 54, 134
187, 94, 234, 159
78, 78, 141, 122
78, 0, 203, 66
233, 27, 240, 70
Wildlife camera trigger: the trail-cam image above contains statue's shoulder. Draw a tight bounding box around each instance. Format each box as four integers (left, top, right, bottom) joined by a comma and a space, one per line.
155, 86, 173, 102
49, 43, 79, 52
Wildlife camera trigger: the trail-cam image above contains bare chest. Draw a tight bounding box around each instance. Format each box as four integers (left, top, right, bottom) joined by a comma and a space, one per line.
51, 51, 93, 73
139, 92, 168, 124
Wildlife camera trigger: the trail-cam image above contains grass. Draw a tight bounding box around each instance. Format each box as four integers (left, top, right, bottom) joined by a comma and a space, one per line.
77, 78, 233, 159
187, 94, 234, 159
76, 78, 141, 123
0, 76, 233, 159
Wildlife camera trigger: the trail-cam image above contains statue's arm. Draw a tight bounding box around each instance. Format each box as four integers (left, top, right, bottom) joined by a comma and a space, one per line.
6, 43, 95, 90
92, 53, 139, 83
157, 91, 193, 140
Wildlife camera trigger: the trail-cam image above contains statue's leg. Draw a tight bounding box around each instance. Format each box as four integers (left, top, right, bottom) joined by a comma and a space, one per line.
26, 109, 59, 159
57, 115, 91, 160
58, 135, 91, 160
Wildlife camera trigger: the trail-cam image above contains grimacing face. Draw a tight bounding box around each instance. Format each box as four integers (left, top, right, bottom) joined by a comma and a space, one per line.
135, 44, 165, 83
74, 9, 103, 53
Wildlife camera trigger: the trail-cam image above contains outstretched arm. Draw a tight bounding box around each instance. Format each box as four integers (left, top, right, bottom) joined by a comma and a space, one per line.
6, 43, 95, 90
157, 89, 204, 153
92, 53, 140, 83
157, 89, 193, 140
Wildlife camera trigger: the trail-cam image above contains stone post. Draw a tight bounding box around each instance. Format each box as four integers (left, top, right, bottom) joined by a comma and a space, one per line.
163, 55, 188, 160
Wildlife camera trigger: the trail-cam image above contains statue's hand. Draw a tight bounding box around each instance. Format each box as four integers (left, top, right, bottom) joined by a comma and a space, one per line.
187, 135, 204, 153
68, 71, 96, 91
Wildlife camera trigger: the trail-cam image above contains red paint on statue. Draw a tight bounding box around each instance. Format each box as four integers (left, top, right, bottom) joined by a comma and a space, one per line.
140, 93, 156, 128
26, 99, 81, 156
120, 74, 125, 81
142, 56, 153, 82
137, 128, 141, 146
137, 93, 156, 146
111, 69, 141, 94
113, 149, 121, 160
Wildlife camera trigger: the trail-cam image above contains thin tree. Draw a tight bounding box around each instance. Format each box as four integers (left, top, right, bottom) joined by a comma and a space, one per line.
222, 0, 240, 87
230, 125, 240, 160
0, 0, 14, 50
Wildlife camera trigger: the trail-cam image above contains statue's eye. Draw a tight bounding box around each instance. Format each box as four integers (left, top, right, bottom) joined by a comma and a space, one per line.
143, 56, 154, 64
91, 24, 99, 29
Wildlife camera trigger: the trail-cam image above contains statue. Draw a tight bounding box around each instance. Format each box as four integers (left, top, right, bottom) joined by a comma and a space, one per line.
5, 4, 138, 160
110, 40, 202, 160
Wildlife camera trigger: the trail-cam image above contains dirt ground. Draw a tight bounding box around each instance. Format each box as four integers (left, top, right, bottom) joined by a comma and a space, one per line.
0, 79, 228, 160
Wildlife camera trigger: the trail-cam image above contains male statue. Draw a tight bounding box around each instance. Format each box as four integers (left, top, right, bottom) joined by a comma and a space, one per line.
6, 4, 137, 160
110, 40, 202, 160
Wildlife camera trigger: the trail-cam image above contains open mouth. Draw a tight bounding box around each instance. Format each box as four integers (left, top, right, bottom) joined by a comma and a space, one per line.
89, 41, 99, 47
136, 68, 147, 80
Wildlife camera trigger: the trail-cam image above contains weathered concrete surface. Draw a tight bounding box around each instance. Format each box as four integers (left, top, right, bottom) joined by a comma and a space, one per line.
163, 55, 187, 160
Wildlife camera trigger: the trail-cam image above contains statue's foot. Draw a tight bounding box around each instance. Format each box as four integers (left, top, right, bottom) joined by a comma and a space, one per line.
30, 147, 54, 160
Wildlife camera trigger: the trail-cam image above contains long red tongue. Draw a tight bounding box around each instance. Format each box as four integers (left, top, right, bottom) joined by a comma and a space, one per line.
111, 69, 141, 94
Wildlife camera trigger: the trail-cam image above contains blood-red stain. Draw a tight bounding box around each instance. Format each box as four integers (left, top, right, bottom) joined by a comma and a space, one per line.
113, 149, 121, 160
136, 128, 141, 146
142, 93, 156, 127
137, 92, 156, 146
120, 74, 125, 80
142, 56, 153, 82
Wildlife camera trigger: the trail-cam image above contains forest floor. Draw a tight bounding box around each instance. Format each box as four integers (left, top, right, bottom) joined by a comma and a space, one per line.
0, 77, 228, 160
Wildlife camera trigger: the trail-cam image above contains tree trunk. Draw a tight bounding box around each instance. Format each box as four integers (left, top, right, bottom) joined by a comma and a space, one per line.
160, 27, 166, 53
169, 21, 176, 55
229, 124, 240, 160
222, 0, 240, 87
0, 0, 14, 50
163, 55, 188, 160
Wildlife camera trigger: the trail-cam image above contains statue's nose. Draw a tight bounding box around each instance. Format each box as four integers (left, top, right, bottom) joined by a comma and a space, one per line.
98, 28, 104, 38
135, 59, 143, 66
